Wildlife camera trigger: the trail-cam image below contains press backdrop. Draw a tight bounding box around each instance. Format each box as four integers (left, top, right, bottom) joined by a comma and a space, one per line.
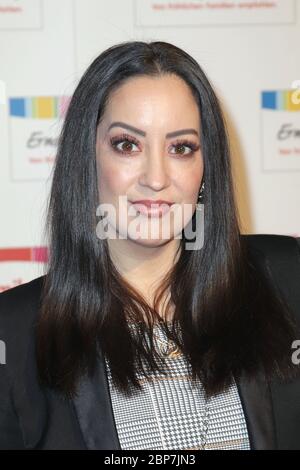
0, 0, 299, 290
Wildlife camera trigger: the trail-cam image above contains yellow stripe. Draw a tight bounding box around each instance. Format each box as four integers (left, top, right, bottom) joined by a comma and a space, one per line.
37, 97, 54, 118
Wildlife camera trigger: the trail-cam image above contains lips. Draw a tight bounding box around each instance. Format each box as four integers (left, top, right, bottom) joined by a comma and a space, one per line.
131, 200, 174, 207
129, 200, 174, 217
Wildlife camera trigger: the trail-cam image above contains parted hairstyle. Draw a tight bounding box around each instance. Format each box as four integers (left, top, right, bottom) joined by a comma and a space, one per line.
37, 40, 300, 399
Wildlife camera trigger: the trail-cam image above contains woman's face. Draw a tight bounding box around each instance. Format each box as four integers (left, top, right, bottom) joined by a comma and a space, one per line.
96, 73, 204, 247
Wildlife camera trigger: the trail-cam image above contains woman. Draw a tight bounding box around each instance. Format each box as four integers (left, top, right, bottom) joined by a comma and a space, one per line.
0, 40, 300, 450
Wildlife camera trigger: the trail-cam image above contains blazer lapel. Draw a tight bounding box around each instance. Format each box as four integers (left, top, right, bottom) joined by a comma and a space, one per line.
235, 367, 277, 449
72, 348, 121, 450
72, 350, 277, 450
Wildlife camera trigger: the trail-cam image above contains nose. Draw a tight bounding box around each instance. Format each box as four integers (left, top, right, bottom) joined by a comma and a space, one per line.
138, 145, 171, 191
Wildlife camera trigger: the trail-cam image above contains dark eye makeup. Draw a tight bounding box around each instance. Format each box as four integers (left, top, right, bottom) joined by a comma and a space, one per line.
109, 132, 200, 157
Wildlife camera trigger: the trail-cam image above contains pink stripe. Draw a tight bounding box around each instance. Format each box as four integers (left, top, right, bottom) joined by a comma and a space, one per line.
32, 247, 49, 262
58, 96, 71, 118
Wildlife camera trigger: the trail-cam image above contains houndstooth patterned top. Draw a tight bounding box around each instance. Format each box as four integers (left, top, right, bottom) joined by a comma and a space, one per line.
104, 322, 251, 450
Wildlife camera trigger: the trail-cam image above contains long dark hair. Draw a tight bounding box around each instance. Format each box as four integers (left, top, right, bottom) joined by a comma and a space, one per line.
37, 40, 300, 399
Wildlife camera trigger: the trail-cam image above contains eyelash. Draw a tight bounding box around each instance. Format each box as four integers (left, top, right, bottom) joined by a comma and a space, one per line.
109, 133, 200, 157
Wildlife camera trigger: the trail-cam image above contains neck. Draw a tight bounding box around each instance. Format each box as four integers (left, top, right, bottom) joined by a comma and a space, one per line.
107, 237, 181, 319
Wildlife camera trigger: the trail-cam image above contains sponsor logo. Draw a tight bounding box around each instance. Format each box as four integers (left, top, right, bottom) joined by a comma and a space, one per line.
8, 95, 71, 180
261, 89, 300, 171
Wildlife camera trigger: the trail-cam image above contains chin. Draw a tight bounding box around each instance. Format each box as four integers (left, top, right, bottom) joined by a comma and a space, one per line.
128, 237, 173, 248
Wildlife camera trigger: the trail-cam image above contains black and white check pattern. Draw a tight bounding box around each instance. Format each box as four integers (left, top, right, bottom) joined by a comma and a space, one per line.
105, 322, 250, 450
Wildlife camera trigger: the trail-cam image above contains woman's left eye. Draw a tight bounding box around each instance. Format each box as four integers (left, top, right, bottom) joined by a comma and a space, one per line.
169, 142, 198, 156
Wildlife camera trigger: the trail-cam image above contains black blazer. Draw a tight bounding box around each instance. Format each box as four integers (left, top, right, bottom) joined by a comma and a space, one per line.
0, 234, 300, 450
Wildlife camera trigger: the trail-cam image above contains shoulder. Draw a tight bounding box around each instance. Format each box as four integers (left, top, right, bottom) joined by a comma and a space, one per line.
241, 233, 300, 280
0, 275, 46, 327
241, 234, 300, 278
241, 233, 300, 328
241, 233, 300, 261
0, 275, 46, 365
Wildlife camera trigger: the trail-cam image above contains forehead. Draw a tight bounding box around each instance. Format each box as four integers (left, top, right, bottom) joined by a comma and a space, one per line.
101, 74, 200, 126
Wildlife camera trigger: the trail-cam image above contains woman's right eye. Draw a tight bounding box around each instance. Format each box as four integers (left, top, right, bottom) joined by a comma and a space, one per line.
110, 135, 140, 155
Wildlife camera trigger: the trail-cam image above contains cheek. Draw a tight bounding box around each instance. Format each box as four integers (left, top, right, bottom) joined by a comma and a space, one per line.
176, 167, 203, 202
97, 160, 132, 201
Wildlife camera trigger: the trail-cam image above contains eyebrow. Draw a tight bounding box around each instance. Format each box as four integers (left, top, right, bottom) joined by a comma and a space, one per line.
107, 121, 199, 138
